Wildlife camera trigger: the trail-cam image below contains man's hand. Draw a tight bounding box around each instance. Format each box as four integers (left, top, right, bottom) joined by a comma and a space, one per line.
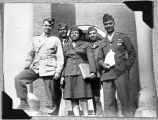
54, 72, 60, 80
60, 77, 65, 91
90, 72, 96, 79
24, 61, 31, 69
102, 62, 110, 69
60, 77, 65, 85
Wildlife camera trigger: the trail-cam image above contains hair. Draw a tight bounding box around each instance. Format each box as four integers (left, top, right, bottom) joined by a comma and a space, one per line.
70, 27, 83, 39
43, 17, 55, 26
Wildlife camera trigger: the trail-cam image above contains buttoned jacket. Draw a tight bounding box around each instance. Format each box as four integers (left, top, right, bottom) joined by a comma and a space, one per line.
25, 33, 64, 76
62, 40, 96, 76
89, 40, 102, 78
98, 32, 136, 81
59, 36, 70, 47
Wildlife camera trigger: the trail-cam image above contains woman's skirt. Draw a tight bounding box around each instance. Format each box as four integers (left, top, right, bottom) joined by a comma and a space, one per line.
63, 75, 93, 100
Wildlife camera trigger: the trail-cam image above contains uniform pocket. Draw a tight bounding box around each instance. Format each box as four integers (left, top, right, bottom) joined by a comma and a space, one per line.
45, 58, 57, 67
113, 62, 127, 77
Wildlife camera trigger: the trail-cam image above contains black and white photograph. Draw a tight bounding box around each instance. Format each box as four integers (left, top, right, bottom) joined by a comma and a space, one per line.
0, 1, 158, 119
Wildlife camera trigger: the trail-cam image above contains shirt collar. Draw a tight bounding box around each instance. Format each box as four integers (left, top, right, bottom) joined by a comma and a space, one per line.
60, 37, 69, 42
41, 33, 51, 37
107, 31, 115, 37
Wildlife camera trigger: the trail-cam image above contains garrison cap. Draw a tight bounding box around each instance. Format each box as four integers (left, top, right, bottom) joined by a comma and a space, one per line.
88, 26, 97, 34
58, 23, 68, 30
43, 17, 55, 25
103, 13, 114, 22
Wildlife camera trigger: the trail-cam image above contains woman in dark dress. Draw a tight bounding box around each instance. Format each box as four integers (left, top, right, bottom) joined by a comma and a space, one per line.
61, 27, 96, 116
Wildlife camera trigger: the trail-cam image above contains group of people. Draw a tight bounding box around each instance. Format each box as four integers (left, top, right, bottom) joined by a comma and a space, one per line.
14, 13, 136, 117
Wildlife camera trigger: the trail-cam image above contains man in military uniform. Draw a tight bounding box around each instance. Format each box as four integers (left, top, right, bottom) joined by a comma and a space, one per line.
58, 23, 70, 88
98, 13, 136, 117
15, 18, 64, 115
87, 26, 104, 116
57, 23, 69, 116
58, 23, 70, 46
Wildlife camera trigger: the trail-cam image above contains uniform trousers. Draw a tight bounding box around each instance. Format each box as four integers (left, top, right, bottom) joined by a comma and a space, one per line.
102, 71, 134, 117
91, 78, 104, 116
14, 69, 61, 114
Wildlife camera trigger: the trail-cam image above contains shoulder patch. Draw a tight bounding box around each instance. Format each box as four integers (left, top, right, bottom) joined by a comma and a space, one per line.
99, 40, 107, 48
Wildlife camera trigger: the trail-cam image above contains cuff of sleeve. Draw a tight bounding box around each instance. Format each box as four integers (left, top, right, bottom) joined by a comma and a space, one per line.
90, 70, 96, 74
56, 69, 62, 74
90, 72, 96, 74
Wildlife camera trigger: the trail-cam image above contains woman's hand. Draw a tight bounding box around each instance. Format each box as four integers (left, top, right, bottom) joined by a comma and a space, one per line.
90, 72, 96, 79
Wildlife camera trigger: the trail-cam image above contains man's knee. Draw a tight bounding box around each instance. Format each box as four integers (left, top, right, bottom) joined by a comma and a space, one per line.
15, 73, 23, 81
14, 73, 26, 85
15, 74, 20, 81
15, 74, 21, 85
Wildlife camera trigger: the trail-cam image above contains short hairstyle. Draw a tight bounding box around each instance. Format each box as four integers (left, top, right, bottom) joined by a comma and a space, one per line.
70, 27, 83, 38
43, 17, 55, 26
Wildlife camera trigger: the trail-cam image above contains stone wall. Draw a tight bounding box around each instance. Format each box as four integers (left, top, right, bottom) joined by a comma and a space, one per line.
0, 3, 3, 117
32, 3, 140, 113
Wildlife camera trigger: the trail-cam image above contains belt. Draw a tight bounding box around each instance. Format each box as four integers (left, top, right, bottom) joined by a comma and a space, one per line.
40, 55, 56, 60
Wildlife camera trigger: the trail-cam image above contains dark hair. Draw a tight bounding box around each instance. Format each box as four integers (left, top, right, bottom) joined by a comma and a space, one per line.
70, 27, 83, 39
43, 18, 55, 26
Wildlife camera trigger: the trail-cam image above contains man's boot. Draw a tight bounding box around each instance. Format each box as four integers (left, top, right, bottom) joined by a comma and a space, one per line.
17, 98, 30, 110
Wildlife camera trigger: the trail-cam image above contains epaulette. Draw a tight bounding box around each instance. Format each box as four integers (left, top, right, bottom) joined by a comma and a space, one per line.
116, 32, 129, 37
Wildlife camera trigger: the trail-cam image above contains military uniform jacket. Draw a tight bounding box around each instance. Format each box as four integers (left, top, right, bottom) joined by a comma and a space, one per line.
59, 36, 70, 47
25, 33, 64, 76
62, 40, 96, 77
98, 32, 136, 81
89, 40, 102, 78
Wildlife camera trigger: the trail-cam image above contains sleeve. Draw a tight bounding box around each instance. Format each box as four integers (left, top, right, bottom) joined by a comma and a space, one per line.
86, 45, 96, 74
25, 39, 35, 68
60, 46, 67, 77
56, 38, 64, 74
61, 67, 65, 77
97, 44, 105, 69
123, 35, 136, 70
